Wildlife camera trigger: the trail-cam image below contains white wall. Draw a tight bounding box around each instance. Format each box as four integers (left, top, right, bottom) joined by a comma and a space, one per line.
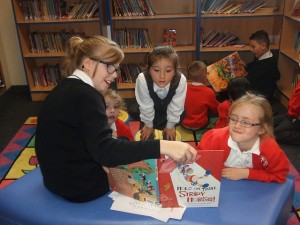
0, 1, 27, 88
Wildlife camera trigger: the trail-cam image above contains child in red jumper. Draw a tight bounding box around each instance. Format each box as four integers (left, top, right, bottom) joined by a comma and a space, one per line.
181, 61, 218, 129
104, 89, 134, 141
273, 80, 300, 146
198, 92, 289, 183
215, 77, 251, 128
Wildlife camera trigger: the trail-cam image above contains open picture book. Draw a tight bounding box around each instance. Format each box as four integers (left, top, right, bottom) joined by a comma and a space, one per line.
107, 150, 224, 208
206, 51, 247, 92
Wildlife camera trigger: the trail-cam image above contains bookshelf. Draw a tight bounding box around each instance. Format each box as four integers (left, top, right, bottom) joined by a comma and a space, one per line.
106, 0, 285, 99
0, 61, 6, 94
11, 0, 104, 101
277, 0, 300, 107
199, 0, 285, 66
106, 0, 200, 99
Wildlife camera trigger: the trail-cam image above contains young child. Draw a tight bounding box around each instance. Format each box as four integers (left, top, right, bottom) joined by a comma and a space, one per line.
181, 61, 218, 129
246, 30, 280, 103
104, 89, 134, 141
215, 77, 251, 128
273, 80, 300, 146
198, 92, 289, 183
135, 45, 187, 141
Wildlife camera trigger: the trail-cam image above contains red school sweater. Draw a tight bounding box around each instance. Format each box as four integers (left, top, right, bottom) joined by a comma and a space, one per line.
198, 127, 289, 183
182, 84, 218, 129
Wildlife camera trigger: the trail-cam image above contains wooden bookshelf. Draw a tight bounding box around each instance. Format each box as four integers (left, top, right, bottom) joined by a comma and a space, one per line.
106, 0, 198, 98
106, 0, 286, 99
277, 0, 300, 105
10, 0, 292, 102
11, 0, 104, 101
199, 0, 284, 63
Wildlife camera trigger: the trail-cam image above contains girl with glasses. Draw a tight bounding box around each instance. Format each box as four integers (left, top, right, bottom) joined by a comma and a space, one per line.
35, 36, 197, 203
198, 92, 289, 183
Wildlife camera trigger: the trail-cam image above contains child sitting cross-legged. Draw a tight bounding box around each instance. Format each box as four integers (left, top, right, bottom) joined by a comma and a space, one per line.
181, 61, 219, 130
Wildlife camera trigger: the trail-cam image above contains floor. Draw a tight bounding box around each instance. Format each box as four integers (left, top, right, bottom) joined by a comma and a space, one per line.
0, 86, 299, 172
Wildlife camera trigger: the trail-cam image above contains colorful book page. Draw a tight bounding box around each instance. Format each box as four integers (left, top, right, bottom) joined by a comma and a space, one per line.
108, 159, 159, 205
158, 150, 224, 208
206, 51, 246, 92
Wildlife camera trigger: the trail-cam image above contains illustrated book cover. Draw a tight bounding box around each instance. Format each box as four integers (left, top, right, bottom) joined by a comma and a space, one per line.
107, 150, 224, 208
206, 51, 246, 92
157, 150, 224, 208
107, 159, 160, 205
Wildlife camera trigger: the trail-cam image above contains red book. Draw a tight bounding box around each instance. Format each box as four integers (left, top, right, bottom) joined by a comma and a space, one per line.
158, 150, 223, 208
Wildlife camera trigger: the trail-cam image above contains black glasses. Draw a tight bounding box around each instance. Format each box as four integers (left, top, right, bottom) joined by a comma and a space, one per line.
228, 116, 261, 128
91, 58, 119, 75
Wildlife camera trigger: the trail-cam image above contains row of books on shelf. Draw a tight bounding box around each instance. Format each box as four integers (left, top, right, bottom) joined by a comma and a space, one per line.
20, 0, 65, 20
293, 67, 300, 88
294, 31, 300, 53
291, 0, 300, 16
28, 31, 85, 53
118, 64, 144, 83
19, 0, 98, 20
112, 0, 154, 17
67, 0, 98, 19
201, 29, 239, 47
32, 64, 62, 87
113, 28, 153, 49
201, 0, 267, 14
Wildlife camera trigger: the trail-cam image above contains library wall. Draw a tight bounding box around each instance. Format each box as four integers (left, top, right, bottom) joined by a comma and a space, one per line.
0, 1, 26, 88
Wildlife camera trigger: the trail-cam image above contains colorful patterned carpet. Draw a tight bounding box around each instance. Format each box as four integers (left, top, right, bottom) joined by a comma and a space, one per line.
0, 117, 299, 224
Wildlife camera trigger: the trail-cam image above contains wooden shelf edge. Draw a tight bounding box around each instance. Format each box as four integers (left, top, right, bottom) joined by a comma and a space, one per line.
121, 46, 196, 53
16, 18, 101, 24
112, 14, 196, 20
117, 83, 135, 89
201, 11, 283, 18
280, 50, 299, 63
200, 44, 279, 52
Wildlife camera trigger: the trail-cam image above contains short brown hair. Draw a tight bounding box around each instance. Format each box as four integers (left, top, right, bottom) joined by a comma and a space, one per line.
187, 61, 207, 82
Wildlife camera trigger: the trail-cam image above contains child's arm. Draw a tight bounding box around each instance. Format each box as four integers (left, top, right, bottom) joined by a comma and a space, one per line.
247, 148, 289, 183
135, 73, 155, 128
223, 140, 289, 183
166, 74, 187, 129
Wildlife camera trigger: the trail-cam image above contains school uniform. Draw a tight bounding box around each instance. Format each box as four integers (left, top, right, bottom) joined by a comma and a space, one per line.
135, 71, 187, 130
36, 69, 160, 203
274, 81, 300, 146
246, 50, 280, 102
182, 82, 218, 129
198, 127, 289, 183
215, 100, 231, 128
112, 118, 134, 141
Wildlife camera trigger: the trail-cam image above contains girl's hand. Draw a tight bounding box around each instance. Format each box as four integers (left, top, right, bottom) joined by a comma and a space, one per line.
102, 166, 110, 174
163, 127, 176, 141
140, 126, 154, 140
222, 168, 249, 180
160, 140, 197, 165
